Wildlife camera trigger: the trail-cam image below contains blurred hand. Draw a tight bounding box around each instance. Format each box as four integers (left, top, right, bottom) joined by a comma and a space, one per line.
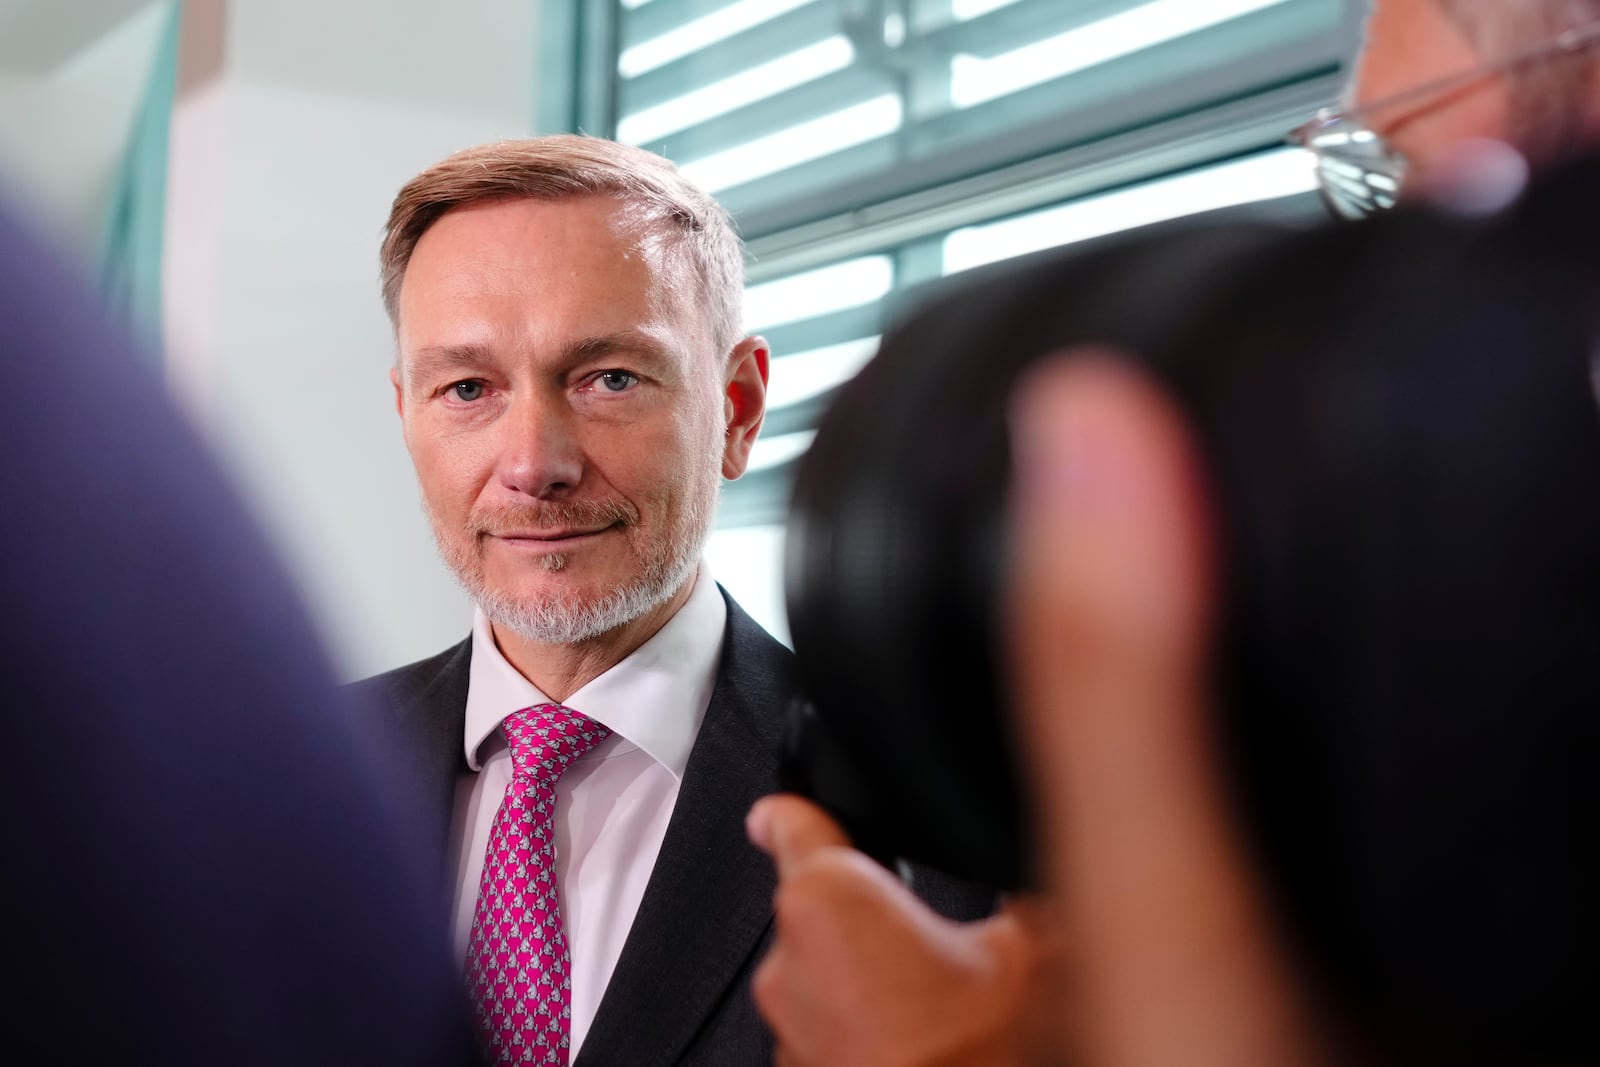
1006, 351, 1322, 1067
747, 348, 1325, 1067
747, 794, 1057, 1067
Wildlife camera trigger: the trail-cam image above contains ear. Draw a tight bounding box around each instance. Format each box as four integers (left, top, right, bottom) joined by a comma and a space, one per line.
390, 365, 406, 418
721, 335, 770, 480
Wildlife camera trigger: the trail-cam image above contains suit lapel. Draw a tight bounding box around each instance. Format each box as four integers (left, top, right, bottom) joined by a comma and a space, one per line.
575, 594, 790, 1067
354, 637, 472, 891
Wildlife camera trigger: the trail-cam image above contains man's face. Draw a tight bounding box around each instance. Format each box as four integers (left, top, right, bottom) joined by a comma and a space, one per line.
393, 195, 762, 646
1349, 0, 1512, 188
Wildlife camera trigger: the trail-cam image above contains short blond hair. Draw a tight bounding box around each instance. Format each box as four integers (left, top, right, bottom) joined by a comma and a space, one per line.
380, 136, 746, 354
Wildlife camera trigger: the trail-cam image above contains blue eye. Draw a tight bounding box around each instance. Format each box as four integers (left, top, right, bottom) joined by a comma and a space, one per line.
598, 371, 638, 392
452, 380, 484, 402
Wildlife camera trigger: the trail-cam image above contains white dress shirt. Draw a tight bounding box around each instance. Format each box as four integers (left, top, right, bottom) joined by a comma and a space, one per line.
448, 566, 727, 1058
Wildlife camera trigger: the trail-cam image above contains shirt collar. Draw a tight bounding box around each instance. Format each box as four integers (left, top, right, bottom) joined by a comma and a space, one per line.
462, 565, 726, 779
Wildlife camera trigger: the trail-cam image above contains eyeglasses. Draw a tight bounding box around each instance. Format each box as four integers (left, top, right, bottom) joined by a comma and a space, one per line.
1289, 17, 1600, 220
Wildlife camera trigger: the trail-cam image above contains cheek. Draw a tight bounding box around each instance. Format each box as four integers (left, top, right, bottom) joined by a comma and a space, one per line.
406, 428, 492, 510
1350, 23, 1407, 108
1351, 0, 1468, 108
608, 435, 690, 498
595, 417, 716, 508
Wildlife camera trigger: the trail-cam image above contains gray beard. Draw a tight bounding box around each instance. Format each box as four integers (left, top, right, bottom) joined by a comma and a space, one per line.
429, 468, 720, 646
469, 538, 701, 645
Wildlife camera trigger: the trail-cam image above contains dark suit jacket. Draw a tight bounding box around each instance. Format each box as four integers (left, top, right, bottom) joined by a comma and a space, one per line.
352, 588, 994, 1066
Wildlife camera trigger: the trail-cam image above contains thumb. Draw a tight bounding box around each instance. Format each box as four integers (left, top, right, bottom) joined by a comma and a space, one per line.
1008, 349, 1213, 705
747, 793, 854, 880
1005, 349, 1319, 1067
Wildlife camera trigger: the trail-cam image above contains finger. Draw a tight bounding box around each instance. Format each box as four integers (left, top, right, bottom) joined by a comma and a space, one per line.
747, 793, 853, 880
1005, 351, 1317, 1066
1007, 352, 1221, 896
750, 939, 788, 1034
1008, 349, 1212, 723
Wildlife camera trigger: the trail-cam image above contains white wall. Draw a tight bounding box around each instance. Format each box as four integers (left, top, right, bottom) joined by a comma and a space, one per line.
0, 0, 169, 260
164, 0, 539, 679
3, 0, 793, 676
706, 524, 789, 645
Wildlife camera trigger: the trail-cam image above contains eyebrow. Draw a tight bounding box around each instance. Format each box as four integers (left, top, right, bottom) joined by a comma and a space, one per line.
566, 328, 677, 365
405, 330, 681, 382
406, 342, 496, 378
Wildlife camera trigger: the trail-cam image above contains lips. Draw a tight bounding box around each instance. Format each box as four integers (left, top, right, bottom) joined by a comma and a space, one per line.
472, 500, 638, 543
492, 526, 612, 541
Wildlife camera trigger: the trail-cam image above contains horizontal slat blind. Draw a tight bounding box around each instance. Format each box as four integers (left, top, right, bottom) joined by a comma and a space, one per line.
599, 0, 1350, 639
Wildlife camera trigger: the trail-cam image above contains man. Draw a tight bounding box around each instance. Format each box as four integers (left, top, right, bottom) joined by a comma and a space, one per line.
1299, 0, 1600, 216
353, 135, 991, 1066
0, 197, 473, 1062
749, 1, 1600, 1064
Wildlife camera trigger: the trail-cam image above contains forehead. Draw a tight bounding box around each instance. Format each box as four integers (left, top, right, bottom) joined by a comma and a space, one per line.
396, 194, 708, 353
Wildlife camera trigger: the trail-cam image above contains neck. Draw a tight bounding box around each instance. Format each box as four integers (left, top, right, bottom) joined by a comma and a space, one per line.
489, 578, 695, 703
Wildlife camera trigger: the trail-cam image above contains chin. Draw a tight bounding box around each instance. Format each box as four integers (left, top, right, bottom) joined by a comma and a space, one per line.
477, 576, 677, 646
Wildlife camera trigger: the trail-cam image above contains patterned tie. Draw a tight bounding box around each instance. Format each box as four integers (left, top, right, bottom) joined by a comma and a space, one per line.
467, 703, 610, 1065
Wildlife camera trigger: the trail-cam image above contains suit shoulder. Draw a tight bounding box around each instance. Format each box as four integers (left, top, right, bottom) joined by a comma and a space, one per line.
710, 588, 796, 754
718, 590, 794, 678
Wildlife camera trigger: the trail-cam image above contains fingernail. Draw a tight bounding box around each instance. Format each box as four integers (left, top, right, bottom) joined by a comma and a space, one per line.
1010, 355, 1111, 510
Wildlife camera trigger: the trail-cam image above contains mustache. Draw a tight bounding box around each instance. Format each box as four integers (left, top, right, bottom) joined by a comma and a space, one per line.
469, 498, 639, 538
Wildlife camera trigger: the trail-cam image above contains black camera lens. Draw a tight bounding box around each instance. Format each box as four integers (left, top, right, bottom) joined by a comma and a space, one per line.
783, 158, 1600, 1062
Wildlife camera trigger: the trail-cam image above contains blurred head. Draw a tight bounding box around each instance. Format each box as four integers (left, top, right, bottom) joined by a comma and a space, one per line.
381, 138, 767, 647
1353, 0, 1600, 178
1299, 1, 1600, 218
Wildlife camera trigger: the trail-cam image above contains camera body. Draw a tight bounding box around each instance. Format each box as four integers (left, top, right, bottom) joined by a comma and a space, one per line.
783, 161, 1600, 1059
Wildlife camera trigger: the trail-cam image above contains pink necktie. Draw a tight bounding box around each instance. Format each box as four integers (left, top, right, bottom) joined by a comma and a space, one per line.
467, 703, 610, 1065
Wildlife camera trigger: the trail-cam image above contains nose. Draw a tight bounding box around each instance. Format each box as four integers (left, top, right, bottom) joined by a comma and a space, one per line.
493, 390, 584, 499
